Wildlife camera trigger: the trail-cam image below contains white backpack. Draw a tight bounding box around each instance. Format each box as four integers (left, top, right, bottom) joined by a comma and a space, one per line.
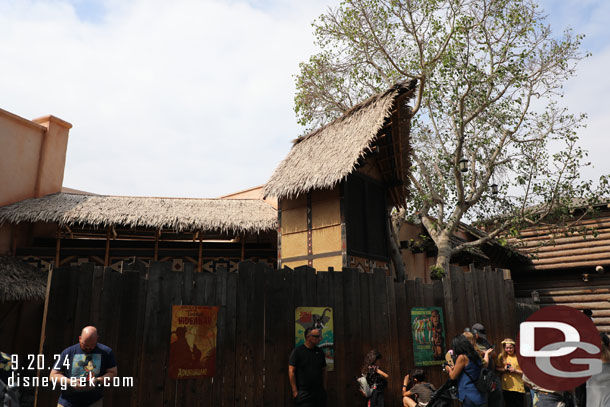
357, 374, 373, 398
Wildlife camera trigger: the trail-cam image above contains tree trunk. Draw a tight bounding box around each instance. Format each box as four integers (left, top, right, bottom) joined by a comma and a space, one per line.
388, 212, 407, 281
435, 238, 452, 273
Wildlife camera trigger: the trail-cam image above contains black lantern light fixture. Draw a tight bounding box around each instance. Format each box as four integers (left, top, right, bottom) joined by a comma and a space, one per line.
458, 158, 468, 172
491, 183, 499, 195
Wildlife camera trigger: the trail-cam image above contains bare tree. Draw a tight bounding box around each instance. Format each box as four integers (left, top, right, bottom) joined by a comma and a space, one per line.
295, 0, 609, 276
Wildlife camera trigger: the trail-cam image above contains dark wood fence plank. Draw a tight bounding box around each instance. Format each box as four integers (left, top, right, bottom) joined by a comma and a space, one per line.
463, 271, 476, 327
221, 271, 238, 407
263, 267, 288, 407
386, 274, 401, 407
360, 272, 372, 355
36, 261, 520, 407
113, 269, 142, 407
342, 268, 362, 407
331, 271, 346, 407
251, 263, 266, 407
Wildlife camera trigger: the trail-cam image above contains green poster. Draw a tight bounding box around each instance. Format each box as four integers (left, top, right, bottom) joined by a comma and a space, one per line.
411, 307, 445, 366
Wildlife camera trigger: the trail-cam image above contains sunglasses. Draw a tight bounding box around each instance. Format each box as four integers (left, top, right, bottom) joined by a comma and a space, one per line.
309, 334, 321, 338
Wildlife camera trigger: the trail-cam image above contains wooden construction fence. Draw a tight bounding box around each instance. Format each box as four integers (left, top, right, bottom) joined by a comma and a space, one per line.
35, 262, 518, 407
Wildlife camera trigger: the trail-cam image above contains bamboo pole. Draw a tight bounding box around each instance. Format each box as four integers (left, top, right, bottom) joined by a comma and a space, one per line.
104, 227, 111, 266
154, 229, 159, 261
241, 233, 246, 261
197, 235, 203, 273
55, 225, 61, 267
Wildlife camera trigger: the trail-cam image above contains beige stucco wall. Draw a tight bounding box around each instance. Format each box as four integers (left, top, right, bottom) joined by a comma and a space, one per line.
0, 108, 71, 207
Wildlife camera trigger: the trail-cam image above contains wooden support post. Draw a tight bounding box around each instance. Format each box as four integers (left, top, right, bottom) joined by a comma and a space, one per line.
11, 224, 18, 256
104, 227, 111, 266
154, 229, 159, 261
55, 225, 61, 267
197, 235, 203, 273
241, 233, 246, 261
34, 265, 54, 407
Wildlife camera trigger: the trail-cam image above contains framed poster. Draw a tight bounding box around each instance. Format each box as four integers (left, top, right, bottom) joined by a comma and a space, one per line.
169, 305, 218, 379
411, 307, 445, 366
295, 307, 334, 371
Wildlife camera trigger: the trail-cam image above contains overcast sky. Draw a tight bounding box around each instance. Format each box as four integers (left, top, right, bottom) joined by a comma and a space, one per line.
1, 0, 608, 198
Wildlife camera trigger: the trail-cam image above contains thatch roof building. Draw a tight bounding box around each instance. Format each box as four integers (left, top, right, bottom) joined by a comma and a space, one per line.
264, 80, 416, 208
0, 256, 47, 302
0, 192, 277, 234
265, 81, 417, 273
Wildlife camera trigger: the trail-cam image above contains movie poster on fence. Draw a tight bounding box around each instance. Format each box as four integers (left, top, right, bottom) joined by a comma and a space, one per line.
411, 307, 446, 366
169, 305, 218, 379
295, 307, 334, 371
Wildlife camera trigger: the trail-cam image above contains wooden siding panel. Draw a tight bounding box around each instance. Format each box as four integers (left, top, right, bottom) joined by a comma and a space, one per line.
281, 232, 307, 259
280, 207, 307, 234
311, 198, 341, 229
312, 225, 342, 254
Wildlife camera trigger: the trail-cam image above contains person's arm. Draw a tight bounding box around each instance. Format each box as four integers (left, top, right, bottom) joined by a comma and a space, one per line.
376, 367, 389, 379
482, 348, 493, 368
288, 365, 298, 398
445, 354, 467, 380
95, 366, 117, 384
402, 374, 410, 397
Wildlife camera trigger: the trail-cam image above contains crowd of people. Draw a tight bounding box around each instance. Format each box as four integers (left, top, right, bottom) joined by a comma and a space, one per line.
287, 323, 610, 407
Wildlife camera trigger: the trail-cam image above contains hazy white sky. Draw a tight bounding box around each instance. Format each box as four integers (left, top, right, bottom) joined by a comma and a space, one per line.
1, 0, 608, 198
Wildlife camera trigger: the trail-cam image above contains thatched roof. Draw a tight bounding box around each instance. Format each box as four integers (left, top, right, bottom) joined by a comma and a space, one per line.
0, 193, 278, 233
0, 257, 47, 302
263, 81, 416, 200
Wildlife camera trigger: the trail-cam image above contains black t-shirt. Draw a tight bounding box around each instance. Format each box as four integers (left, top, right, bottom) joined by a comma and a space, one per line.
288, 344, 326, 391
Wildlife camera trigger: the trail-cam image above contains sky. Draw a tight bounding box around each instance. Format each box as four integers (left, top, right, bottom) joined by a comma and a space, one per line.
0, 0, 608, 198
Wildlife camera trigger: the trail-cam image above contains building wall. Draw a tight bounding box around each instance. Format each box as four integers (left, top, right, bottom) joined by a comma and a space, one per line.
0, 108, 72, 207
279, 187, 343, 271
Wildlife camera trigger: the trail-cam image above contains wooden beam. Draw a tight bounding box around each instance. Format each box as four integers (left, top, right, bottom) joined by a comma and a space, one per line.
104, 227, 111, 266
520, 238, 610, 253
528, 259, 610, 270
530, 245, 610, 259
509, 228, 610, 244
531, 251, 610, 265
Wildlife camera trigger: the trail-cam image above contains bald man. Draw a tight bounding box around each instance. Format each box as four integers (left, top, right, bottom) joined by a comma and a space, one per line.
50, 326, 117, 407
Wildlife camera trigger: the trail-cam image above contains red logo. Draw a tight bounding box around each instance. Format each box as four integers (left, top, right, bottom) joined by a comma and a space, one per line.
517, 305, 601, 391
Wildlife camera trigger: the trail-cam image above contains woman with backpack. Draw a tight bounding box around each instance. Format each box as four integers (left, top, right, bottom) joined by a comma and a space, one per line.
360, 349, 389, 407
445, 335, 493, 407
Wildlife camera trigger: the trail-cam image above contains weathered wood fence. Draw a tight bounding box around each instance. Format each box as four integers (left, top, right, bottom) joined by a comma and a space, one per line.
35, 262, 518, 407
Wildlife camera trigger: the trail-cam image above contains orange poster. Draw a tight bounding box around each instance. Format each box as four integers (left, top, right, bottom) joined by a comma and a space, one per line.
169, 305, 218, 379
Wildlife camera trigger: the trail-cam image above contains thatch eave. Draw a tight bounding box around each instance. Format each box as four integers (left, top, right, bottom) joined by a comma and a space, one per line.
263, 80, 417, 202
0, 257, 47, 302
0, 193, 278, 234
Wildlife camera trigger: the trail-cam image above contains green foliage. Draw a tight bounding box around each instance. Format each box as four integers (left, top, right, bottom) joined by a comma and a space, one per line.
294, 0, 609, 265
430, 265, 446, 280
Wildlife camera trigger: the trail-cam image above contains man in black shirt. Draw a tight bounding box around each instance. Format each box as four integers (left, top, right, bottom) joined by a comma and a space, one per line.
288, 327, 327, 407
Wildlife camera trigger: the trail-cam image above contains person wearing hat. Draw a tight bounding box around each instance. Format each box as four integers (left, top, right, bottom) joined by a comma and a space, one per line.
471, 323, 504, 407
496, 338, 525, 407
471, 323, 491, 351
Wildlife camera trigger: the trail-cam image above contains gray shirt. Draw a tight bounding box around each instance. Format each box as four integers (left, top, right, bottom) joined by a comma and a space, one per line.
586, 362, 610, 407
